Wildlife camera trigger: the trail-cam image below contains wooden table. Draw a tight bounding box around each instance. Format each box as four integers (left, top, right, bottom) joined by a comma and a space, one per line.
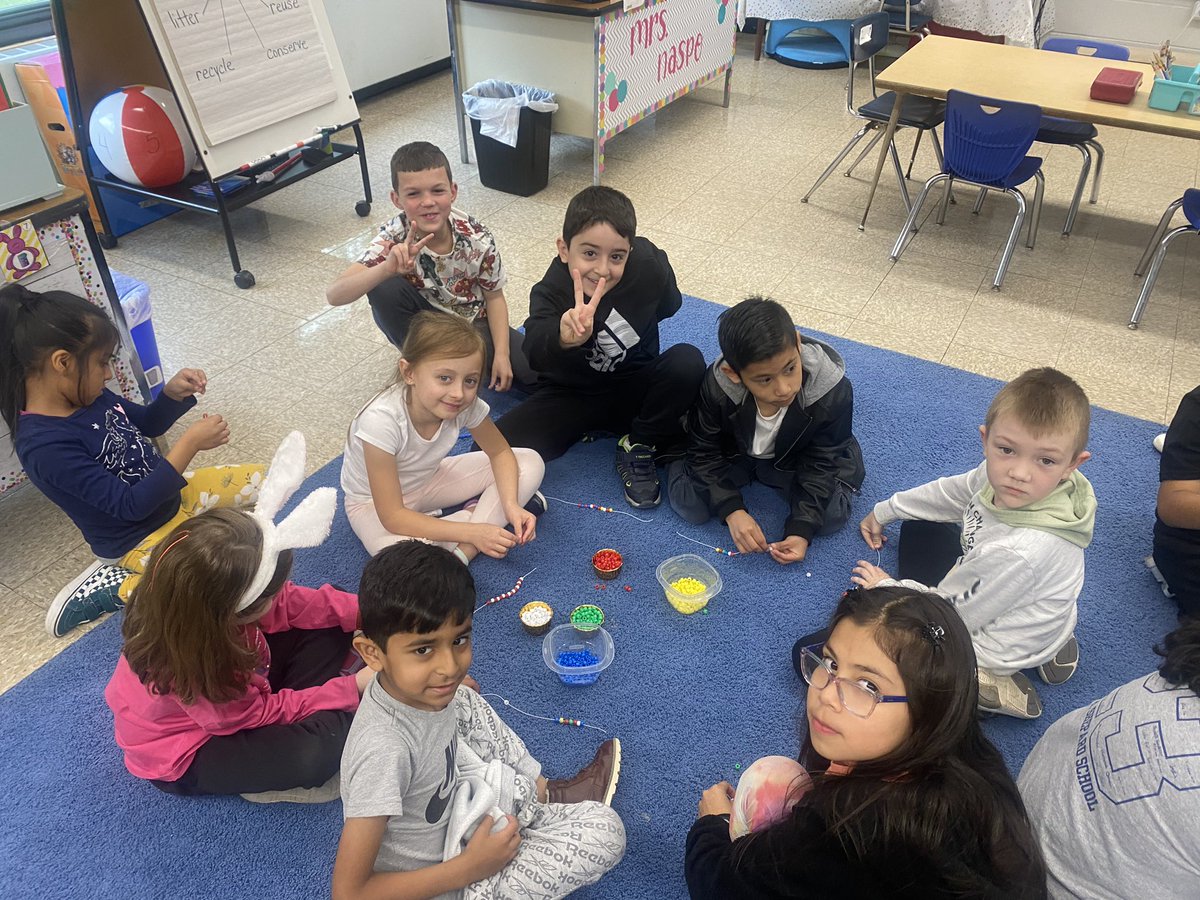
447, 0, 737, 185
858, 35, 1188, 229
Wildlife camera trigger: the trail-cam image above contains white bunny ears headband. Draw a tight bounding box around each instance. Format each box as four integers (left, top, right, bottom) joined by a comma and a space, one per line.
237, 431, 337, 612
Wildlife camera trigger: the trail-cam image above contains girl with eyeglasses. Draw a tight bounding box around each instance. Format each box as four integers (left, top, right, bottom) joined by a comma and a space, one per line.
684, 585, 1048, 899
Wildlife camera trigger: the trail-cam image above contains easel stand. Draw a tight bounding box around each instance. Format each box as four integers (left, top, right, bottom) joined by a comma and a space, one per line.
51, 0, 373, 289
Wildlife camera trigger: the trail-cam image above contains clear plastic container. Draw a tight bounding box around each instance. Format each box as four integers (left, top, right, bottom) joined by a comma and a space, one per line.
541, 625, 614, 685
656, 553, 723, 614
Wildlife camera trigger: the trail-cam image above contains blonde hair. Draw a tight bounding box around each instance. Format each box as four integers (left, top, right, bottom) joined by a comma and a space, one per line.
985, 367, 1090, 456
398, 311, 485, 374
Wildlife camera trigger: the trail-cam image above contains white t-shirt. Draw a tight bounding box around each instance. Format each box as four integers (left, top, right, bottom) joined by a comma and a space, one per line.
340, 385, 490, 504
750, 406, 785, 459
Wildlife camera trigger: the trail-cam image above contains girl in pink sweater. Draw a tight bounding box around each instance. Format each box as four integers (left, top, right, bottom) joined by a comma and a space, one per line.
104, 507, 370, 801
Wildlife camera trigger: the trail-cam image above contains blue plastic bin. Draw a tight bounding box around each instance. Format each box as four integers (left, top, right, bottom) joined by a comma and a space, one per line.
111, 270, 163, 398
1148, 65, 1200, 115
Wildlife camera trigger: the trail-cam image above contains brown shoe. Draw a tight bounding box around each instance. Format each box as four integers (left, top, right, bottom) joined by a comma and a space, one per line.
546, 738, 621, 806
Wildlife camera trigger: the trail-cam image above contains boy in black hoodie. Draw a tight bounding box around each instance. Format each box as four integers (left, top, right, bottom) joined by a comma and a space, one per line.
667, 297, 864, 565
494, 186, 705, 509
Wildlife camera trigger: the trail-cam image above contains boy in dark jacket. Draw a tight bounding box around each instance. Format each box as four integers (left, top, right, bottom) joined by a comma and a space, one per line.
494, 186, 705, 509
667, 297, 864, 565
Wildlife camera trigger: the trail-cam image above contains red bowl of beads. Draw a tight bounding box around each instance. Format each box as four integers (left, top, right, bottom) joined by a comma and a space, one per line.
592, 548, 623, 580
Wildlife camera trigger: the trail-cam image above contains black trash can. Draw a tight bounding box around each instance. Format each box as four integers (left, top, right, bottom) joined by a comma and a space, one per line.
463, 81, 557, 197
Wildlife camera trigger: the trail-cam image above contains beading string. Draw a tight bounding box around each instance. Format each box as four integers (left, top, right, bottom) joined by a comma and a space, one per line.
482, 693, 607, 733
675, 531, 741, 557
543, 495, 654, 523
474, 568, 537, 613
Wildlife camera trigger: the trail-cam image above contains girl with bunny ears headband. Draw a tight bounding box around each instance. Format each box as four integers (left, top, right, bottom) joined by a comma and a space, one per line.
106, 432, 374, 800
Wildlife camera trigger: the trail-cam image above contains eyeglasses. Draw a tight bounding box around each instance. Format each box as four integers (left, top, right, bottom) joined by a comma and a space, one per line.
798, 645, 908, 719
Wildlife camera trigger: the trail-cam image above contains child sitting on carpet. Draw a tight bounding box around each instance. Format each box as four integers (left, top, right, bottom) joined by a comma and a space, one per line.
667, 296, 864, 565
493, 185, 705, 510
0, 284, 261, 638
325, 140, 535, 392
1149, 384, 1200, 619
686, 586, 1047, 898
340, 311, 545, 564
333, 541, 626, 900
105, 433, 366, 801
849, 367, 1095, 720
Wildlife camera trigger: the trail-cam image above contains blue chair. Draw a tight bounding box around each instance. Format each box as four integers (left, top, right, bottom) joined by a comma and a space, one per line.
879, 0, 932, 34
801, 12, 946, 212
1038, 38, 1129, 235
891, 90, 1045, 290
1130, 190, 1200, 328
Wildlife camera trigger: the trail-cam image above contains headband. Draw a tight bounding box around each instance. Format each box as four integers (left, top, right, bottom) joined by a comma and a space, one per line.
236, 431, 336, 612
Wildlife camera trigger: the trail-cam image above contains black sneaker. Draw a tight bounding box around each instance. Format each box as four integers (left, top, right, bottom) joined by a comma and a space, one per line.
524, 491, 547, 517
1037, 635, 1079, 686
615, 437, 661, 509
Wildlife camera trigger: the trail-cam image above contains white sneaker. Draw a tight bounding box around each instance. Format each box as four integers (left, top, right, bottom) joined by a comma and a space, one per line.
1145, 555, 1175, 598
977, 670, 1042, 719
1154, 433, 1166, 452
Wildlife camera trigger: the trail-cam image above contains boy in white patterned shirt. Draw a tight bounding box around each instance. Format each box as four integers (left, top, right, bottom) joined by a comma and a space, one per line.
326, 141, 535, 393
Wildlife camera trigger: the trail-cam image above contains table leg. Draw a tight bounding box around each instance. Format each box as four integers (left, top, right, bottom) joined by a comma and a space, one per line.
723, 62, 733, 108
593, 135, 604, 186
859, 91, 905, 231
446, 0, 470, 165
754, 19, 765, 61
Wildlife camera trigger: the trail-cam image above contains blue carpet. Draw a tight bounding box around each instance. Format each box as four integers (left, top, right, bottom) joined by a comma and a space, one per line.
0, 295, 1176, 899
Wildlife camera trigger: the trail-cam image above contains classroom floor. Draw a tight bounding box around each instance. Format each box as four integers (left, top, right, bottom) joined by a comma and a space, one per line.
1, 31, 1196, 692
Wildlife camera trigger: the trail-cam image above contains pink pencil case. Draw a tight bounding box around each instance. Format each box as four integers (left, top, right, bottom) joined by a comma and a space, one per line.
1090, 67, 1143, 104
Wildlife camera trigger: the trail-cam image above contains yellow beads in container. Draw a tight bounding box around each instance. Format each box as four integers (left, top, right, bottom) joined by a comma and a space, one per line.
668, 577, 709, 614
655, 554, 724, 615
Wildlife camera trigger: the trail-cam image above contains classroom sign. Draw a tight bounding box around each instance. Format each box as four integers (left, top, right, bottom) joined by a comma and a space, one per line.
146, 0, 338, 146
599, 0, 737, 136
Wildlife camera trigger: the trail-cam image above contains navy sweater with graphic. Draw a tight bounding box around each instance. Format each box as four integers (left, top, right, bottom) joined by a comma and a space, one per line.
16, 389, 195, 559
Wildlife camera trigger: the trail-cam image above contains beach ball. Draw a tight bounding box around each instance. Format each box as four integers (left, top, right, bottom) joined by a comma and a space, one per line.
89, 86, 197, 188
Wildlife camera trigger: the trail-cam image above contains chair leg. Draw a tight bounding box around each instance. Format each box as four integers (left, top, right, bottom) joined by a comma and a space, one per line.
1061, 143, 1092, 236
844, 128, 885, 177
993, 188, 1028, 289
929, 131, 954, 204
1086, 139, 1105, 204
1130, 226, 1193, 328
1026, 170, 1045, 250
889, 138, 913, 212
971, 188, 987, 215
891, 173, 947, 261
937, 175, 954, 225
803, 124, 872, 203
1135, 197, 1185, 276
905, 130, 923, 179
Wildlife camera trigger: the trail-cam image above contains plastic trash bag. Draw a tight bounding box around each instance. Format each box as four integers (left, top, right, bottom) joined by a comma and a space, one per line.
462, 80, 558, 148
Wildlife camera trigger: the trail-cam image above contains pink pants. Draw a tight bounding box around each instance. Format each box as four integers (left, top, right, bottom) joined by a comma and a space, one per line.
346, 449, 545, 556
729, 756, 813, 840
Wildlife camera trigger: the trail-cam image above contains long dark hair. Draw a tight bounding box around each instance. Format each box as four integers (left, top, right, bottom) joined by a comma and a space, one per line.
0, 284, 120, 436
1156, 615, 1200, 695
121, 509, 293, 705
789, 587, 1047, 895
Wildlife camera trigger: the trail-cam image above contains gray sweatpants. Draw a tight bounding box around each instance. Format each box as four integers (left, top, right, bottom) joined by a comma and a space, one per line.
456, 690, 627, 900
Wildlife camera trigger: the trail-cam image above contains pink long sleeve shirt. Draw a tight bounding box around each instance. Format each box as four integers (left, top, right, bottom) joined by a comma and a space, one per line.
104, 582, 361, 782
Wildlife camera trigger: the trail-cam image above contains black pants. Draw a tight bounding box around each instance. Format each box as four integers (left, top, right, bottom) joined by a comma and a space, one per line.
153, 627, 355, 796
367, 275, 539, 393
791, 520, 961, 677
494, 343, 706, 462
1152, 533, 1200, 620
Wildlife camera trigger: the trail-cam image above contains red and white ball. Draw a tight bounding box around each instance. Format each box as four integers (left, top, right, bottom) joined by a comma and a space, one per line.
89, 85, 197, 188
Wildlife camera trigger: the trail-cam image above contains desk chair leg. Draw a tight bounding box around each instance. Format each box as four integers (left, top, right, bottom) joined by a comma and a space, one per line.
1131, 225, 1193, 328
803, 125, 873, 203
1027, 170, 1045, 250
905, 130, 923, 179
993, 188, 1028, 290
971, 188, 987, 215
891, 173, 947, 261
1136, 197, 1184, 276
845, 128, 885, 177
929, 131, 954, 205
1062, 143, 1092, 236
936, 175, 954, 225
1086, 139, 1105, 204
889, 139, 913, 212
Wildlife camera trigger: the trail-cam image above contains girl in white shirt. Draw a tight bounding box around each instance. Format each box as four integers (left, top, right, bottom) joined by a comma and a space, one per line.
341, 312, 544, 563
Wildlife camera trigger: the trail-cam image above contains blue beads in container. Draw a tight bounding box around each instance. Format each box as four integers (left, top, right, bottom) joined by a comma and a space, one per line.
542, 625, 614, 685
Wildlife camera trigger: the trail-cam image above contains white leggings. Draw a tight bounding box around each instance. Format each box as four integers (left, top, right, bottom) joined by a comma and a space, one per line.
345, 449, 545, 556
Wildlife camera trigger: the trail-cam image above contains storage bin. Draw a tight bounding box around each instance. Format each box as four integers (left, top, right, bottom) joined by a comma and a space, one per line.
1148, 65, 1200, 115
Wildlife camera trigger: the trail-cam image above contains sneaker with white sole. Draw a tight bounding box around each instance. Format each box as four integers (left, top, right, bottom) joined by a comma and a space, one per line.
45, 561, 130, 638
615, 436, 661, 509
1145, 554, 1175, 598
977, 669, 1042, 719
1153, 433, 1166, 453
241, 773, 340, 804
1037, 635, 1079, 685
524, 490, 547, 517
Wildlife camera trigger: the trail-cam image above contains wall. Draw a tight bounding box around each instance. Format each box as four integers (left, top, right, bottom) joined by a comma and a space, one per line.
325, 0, 449, 93
1055, 0, 1200, 50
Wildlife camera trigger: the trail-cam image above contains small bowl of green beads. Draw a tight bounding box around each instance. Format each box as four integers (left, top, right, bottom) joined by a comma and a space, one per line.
656, 553, 723, 615
570, 603, 605, 633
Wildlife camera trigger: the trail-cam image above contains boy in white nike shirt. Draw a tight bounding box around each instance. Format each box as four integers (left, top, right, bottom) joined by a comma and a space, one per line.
847, 368, 1096, 721
334, 542, 625, 900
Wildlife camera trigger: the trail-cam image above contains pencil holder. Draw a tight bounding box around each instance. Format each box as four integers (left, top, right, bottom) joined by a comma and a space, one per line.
1148, 65, 1200, 114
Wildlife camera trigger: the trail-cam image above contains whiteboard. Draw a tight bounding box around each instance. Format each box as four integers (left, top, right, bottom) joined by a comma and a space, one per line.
136, 0, 359, 178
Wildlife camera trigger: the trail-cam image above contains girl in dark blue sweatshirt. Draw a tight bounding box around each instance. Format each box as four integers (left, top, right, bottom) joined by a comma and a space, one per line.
0, 284, 261, 636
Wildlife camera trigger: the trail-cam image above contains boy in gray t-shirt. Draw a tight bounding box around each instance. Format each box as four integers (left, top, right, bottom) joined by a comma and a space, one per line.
333, 543, 626, 900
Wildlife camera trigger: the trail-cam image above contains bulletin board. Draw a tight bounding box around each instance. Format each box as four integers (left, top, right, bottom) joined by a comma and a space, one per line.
134, 0, 359, 177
